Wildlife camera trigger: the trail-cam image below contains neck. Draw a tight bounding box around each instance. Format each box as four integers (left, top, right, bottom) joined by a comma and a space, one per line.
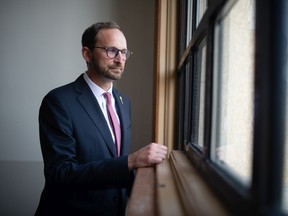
86, 71, 113, 91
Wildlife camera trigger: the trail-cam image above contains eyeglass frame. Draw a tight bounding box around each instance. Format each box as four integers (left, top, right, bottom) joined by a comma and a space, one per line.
94, 46, 133, 60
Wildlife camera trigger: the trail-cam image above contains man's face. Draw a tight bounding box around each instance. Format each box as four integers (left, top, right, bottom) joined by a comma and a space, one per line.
89, 28, 127, 81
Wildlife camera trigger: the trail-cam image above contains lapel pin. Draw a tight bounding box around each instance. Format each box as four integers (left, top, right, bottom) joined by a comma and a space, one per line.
120, 96, 123, 104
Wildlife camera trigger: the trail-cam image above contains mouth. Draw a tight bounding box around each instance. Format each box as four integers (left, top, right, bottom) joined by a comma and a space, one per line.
109, 66, 123, 73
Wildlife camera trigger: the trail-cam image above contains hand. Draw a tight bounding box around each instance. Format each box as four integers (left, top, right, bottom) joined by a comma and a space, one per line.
128, 143, 168, 170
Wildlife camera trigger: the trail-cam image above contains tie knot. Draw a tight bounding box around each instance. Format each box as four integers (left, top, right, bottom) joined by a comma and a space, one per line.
103, 92, 112, 104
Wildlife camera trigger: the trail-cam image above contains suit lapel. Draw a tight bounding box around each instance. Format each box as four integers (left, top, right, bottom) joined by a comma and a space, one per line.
74, 75, 117, 157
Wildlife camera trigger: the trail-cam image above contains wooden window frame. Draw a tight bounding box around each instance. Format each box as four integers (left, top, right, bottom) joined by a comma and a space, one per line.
153, 0, 177, 151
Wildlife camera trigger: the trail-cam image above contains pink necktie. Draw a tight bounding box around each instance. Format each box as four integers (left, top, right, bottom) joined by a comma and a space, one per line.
103, 92, 121, 156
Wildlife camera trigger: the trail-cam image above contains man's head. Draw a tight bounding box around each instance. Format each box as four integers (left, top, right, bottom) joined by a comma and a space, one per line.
81, 22, 131, 89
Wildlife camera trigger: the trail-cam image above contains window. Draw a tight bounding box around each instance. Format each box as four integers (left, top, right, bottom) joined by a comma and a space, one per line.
186, 0, 193, 44
196, 0, 207, 27
281, 1, 288, 213
284, 74, 288, 211
211, 0, 255, 185
191, 39, 207, 148
176, 0, 288, 215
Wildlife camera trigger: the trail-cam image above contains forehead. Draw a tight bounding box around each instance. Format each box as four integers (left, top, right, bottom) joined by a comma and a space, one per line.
96, 28, 127, 48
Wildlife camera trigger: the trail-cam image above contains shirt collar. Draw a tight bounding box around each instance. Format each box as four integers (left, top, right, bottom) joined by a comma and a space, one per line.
83, 72, 113, 97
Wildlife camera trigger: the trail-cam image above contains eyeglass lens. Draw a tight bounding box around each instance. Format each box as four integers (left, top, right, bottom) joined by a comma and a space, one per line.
107, 47, 131, 59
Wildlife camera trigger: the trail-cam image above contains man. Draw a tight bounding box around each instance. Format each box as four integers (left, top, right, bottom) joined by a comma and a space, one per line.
35, 22, 167, 216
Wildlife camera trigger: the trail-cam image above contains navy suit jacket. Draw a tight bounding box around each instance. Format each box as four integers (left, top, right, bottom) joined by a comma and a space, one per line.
36, 74, 134, 216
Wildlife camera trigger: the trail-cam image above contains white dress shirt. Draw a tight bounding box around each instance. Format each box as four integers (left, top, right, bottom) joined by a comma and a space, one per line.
83, 72, 120, 142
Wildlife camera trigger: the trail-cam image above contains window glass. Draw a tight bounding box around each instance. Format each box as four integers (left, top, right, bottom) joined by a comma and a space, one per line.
186, 0, 193, 45
282, 1, 288, 212
211, 0, 255, 185
196, 0, 207, 27
283, 52, 288, 213
191, 40, 206, 148
184, 61, 192, 145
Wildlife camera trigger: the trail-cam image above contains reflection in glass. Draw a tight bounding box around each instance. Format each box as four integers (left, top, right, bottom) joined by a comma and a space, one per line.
211, 0, 255, 185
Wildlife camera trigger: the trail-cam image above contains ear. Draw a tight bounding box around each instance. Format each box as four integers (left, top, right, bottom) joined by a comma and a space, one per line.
81, 47, 92, 63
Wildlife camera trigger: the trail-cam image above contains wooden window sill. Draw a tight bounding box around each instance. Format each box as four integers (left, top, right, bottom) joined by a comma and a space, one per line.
126, 150, 230, 216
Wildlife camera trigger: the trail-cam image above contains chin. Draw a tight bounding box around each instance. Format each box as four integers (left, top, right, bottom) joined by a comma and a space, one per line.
106, 74, 122, 81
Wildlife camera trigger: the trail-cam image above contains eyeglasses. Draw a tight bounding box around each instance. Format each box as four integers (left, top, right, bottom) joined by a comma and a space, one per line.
94, 46, 133, 60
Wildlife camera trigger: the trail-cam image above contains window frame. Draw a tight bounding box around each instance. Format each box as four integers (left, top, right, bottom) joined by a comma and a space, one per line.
176, 0, 287, 214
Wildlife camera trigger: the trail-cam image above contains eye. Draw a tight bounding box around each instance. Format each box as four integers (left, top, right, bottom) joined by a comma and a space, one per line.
121, 49, 128, 54
107, 47, 118, 53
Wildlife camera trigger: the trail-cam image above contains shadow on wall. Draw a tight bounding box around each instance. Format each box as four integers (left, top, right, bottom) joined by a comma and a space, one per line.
0, 161, 44, 216
113, 0, 156, 152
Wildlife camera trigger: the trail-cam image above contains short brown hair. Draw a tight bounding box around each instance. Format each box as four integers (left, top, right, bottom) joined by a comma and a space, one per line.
81, 22, 121, 51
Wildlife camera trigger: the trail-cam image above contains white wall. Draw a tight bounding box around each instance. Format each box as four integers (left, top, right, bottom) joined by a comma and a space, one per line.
0, 0, 155, 215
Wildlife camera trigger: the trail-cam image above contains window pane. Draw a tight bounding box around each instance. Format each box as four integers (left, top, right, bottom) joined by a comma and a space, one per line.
186, 0, 193, 44
282, 1, 288, 212
211, 0, 255, 185
283, 50, 288, 213
191, 40, 206, 148
182, 62, 193, 148
196, 0, 207, 27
